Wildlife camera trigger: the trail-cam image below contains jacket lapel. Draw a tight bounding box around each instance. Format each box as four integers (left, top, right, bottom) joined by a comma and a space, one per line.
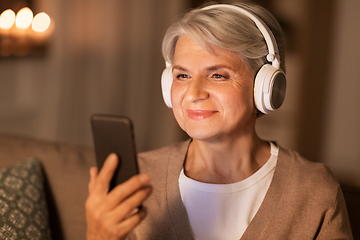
166, 140, 195, 240
240, 147, 292, 239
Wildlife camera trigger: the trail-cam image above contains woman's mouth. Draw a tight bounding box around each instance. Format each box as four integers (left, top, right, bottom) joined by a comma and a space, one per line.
187, 109, 218, 120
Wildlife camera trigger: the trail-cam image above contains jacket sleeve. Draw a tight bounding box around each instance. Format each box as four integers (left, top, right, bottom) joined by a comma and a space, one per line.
317, 186, 353, 240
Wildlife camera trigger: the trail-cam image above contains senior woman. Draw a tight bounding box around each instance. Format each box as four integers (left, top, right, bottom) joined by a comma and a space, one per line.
85, 2, 353, 240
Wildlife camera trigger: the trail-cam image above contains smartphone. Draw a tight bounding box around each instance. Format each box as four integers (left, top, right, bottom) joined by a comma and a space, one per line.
91, 114, 139, 191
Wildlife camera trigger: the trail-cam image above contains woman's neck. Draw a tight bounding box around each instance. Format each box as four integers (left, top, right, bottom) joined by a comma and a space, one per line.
184, 134, 270, 184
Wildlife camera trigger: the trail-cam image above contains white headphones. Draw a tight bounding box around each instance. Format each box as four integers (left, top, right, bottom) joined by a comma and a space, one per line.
161, 4, 286, 114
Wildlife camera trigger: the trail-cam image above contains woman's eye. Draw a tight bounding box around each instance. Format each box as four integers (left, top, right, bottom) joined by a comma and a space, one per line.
211, 74, 228, 80
176, 74, 189, 79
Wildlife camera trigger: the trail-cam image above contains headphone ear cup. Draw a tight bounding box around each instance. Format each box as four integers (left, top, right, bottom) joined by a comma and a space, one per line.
161, 66, 173, 108
254, 64, 286, 114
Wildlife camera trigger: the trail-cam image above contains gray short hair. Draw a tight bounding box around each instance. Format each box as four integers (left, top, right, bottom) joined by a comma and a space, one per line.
161, 2, 285, 75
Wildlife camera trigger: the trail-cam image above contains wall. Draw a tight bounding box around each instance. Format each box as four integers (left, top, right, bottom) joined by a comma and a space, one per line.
0, 0, 188, 152
321, 0, 360, 186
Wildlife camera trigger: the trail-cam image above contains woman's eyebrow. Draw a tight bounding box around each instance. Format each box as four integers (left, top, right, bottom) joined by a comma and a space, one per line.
207, 65, 235, 72
173, 65, 233, 72
172, 65, 189, 72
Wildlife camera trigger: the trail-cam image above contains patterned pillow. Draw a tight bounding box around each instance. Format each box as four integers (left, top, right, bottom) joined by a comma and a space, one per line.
0, 158, 51, 240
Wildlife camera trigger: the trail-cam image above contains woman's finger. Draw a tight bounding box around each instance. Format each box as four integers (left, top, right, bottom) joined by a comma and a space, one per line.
86, 178, 151, 239
88, 166, 98, 193
102, 173, 151, 211
90, 153, 119, 195
110, 185, 152, 222
108, 207, 148, 239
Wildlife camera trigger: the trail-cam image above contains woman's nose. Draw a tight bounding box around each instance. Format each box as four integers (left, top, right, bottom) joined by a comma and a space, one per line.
184, 77, 209, 103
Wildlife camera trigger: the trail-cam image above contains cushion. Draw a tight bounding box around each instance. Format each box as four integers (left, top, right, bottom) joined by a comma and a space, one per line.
0, 158, 51, 240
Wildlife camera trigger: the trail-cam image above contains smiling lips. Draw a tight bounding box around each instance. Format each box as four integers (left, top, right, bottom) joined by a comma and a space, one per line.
187, 109, 218, 120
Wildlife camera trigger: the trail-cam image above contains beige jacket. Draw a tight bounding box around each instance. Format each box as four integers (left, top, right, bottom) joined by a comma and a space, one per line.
129, 140, 353, 239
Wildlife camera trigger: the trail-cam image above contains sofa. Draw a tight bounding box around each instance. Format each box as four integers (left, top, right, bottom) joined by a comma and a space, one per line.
0, 133, 95, 239
0, 133, 359, 240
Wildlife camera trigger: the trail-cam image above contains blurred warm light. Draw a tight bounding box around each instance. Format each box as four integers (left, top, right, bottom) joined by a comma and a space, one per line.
32, 12, 51, 32
0, 9, 16, 29
15, 7, 33, 29
0, 7, 53, 57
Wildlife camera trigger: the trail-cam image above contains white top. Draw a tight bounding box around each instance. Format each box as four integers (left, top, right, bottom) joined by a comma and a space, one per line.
179, 142, 279, 240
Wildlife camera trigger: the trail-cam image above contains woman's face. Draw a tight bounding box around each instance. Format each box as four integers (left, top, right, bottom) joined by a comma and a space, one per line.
171, 35, 258, 142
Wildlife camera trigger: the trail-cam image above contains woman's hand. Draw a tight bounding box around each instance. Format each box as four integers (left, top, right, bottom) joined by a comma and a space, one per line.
85, 153, 152, 240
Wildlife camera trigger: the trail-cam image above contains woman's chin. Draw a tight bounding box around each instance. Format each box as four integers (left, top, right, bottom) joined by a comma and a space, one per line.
184, 128, 219, 142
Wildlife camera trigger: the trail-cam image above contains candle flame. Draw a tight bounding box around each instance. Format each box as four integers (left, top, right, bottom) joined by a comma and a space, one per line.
32, 12, 51, 32
0, 9, 16, 29
15, 7, 33, 29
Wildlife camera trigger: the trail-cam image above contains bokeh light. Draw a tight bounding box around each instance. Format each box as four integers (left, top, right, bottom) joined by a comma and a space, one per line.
32, 12, 51, 32
15, 7, 33, 29
0, 9, 16, 29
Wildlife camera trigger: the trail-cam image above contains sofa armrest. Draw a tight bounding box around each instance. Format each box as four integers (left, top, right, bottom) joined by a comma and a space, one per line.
0, 133, 95, 240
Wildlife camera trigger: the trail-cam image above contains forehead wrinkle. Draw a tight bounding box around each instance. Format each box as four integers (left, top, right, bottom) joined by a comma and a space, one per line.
207, 65, 235, 72
174, 35, 250, 75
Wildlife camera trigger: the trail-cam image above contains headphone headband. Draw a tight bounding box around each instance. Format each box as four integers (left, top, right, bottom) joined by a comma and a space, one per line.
202, 4, 281, 68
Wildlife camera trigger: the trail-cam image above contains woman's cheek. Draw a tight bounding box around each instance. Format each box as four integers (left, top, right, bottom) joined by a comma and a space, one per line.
170, 82, 184, 108
171, 84, 185, 126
